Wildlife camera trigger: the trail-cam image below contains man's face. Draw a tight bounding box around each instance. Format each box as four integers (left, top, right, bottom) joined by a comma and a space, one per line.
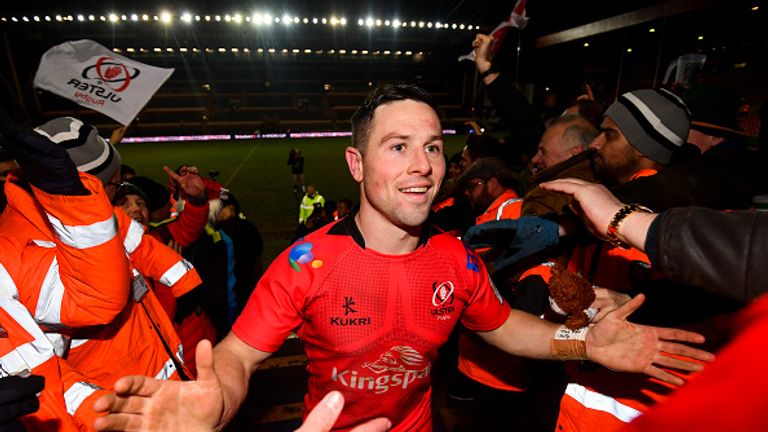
463, 177, 494, 212
590, 117, 642, 182
115, 194, 150, 226
337, 201, 350, 217
104, 169, 122, 201
347, 100, 445, 229
306, 186, 317, 198
531, 123, 572, 173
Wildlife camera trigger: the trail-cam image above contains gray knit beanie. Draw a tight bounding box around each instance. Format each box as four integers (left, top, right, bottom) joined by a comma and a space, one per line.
604, 89, 690, 165
33, 117, 121, 184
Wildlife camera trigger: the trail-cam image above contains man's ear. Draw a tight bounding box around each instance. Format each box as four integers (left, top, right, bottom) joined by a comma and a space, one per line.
345, 147, 364, 182
570, 146, 584, 157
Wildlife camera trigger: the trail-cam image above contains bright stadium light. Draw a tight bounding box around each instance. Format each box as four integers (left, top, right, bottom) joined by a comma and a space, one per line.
340, 17, 347, 25
142, 14, 149, 21
358, 18, 363, 25
257, 48, 264, 53
127, 48, 135, 52
224, 14, 231, 22
365, 17, 374, 27
160, 12, 172, 24
293, 16, 299, 23
130, 14, 138, 21
459, 23, 465, 29
268, 48, 275, 53
109, 14, 119, 22
55, 15, 62, 21
88, 15, 95, 21
376, 19, 382, 26
181, 13, 192, 23
282, 15, 291, 24
234, 14, 243, 23
330, 16, 338, 26
77, 15, 85, 22
45, 16, 51, 21
215, 15, 221, 21
313, 17, 319, 24
303, 18, 308, 23
33, 16, 40, 21
418, 21, 424, 28
121, 15, 127, 21
321, 17, 327, 24
392, 19, 401, 27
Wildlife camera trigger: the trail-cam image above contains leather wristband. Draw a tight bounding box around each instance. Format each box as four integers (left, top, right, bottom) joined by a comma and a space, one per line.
551, 325, 589, 360
606, 203, 652, 249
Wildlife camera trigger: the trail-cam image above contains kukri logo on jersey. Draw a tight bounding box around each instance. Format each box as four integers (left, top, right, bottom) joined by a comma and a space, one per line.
331, 346, 431, 394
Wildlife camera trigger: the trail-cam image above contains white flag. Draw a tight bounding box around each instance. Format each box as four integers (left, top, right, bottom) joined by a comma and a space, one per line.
34, 39, 174, 126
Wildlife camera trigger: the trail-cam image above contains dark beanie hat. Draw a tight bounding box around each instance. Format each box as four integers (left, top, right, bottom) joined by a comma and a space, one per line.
33, 117, 121, 184
112, 181, 149, 205
127, 176, 169, 213
604, 88, 690, 165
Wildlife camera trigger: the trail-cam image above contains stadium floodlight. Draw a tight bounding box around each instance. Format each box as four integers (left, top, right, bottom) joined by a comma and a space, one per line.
468, 25, 473, 30
313, 18, 319, 24
451, 23, 457, 29
109, 14, 119, 23
303, 18, 308, 23
340, 18, 347, 25
459, 23, 465, 29
376, 19, 382, 26
181, 13, 192, 23
361, 50, 368, 54
410, 21, 416, 27
231, 48, 239, 52
33, 16, 40, 21
292, 48, 299, 53
282, 15, 291, 25
392, 19, 400, 27
142, 14, 149, 21
257, 48, 264, 53
243, 48, 250, 53
224, 14, 231, 22
180, 47, 188, 52
304, 49, 311, 53
45, 16, 51, 21
121, 15, 127, 20
218, 48, 226, 52
130, 14, 138, 21
88, 15, 95, 21
127, 48, 135, 52
427, 22, 433, 28
55, 15, 62, 21
351, 49, 358, 54
166, 47, 174, 52
330, 17, 338, 26
77, 15, 85, 22
263, 14, 273, 25
385, 20, 391, 26
321, 18, 327, 24
357, 18, 363, 26
281, 48, 288, 53
293, 17, 299, 23
234, 14, 242, 23
192, 48, 199, 52
215, 15, 221, 21
160, 12, 172, 24
328, 49, 335, 54
338, 49, 346, 54
405, 50, 412, 55
113, 48, 120, 52
205, 15, 211, 21
268, 48, 275, 53
274, 16, 280, 23
195, 16, 200, 21
365, 17, 373, 27
153, 48, 162, 52
418, 21, 424, 28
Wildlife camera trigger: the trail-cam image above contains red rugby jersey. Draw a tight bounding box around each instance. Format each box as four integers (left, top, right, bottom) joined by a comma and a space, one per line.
233, 216, 510, 431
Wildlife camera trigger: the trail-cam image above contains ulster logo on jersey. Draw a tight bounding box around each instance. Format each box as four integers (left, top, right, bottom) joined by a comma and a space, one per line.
430, 281, 455, 320
331, 346, 431, 394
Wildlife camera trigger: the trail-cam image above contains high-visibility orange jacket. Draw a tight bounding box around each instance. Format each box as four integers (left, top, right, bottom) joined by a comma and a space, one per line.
1, 172, 199, 395
458, 188, 529, 391
475, 189, 523, 225
0, 172, 130, 329
556, 169, 702, 432
66, 208, 200, 388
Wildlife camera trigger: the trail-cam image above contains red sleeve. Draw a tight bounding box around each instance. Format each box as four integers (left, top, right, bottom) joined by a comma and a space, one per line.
232, 248, 309, 353
167, 201, 209, 247
460, 252, 511, 332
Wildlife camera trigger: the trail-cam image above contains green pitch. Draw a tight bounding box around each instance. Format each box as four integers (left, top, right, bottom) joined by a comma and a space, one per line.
116, 135, 467, 264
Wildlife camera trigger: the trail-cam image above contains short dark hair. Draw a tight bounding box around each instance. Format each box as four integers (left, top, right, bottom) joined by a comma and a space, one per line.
351, 83, 438, 153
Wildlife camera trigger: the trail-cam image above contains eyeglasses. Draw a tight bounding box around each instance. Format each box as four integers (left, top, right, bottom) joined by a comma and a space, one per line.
465, 179, 485, 191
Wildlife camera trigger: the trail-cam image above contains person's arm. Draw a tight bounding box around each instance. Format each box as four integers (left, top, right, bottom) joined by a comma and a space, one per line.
93, 336, 271, 432
540, 178, 767, 301
163, 166, 209, 247
478, 294, 714, 386
472, 34, 500, 85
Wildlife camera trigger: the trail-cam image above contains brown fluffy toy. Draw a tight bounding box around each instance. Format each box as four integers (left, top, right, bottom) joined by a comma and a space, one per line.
548, 264, 597, 329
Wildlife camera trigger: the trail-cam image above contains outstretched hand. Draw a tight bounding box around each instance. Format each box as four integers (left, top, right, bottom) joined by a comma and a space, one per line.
586, 294, 715, 386
163, 165, 206, 200
93, 340, 225, 432
296, 391, 391, 432
540, 178, 623, 240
